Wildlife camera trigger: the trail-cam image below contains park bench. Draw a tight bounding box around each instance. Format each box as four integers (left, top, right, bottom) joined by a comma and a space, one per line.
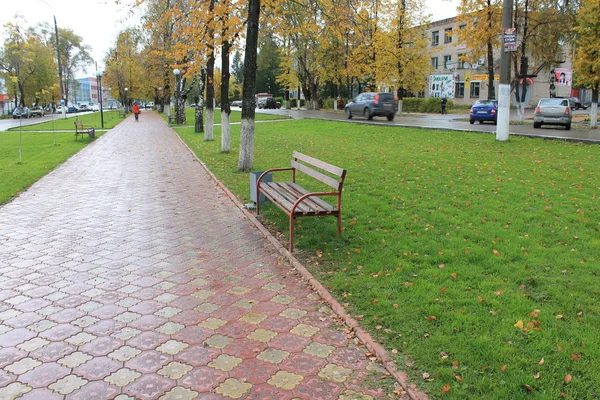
74, 120, 95, 141
256, 151, 347, 252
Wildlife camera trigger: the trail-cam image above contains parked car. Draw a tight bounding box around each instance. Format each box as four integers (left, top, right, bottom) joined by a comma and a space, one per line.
30, 106, 45, 117
264, 97, 280, 109
12, 107, 31, 119
469, 100, 498, 125
89, 103, 100, 111
67, 105, 79, 113
533, 98, 572, 130
345, 92, 398, 121
146, 102, 154, 109
231, 100, 242, 107
567, 97, 588, 110
78, 104, 89, 111
257, 97, 267, 109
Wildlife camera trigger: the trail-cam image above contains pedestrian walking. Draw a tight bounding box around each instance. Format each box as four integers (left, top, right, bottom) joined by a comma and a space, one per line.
133, 103, 140, 121
440, 97, 448, 115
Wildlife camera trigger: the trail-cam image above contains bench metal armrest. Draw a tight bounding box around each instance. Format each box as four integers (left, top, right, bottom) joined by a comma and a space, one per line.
291, 191, 340, 214
257, 167, 294, 187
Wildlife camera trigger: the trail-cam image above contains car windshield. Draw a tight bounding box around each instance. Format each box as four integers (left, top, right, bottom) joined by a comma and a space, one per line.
540, 99, 568, 106
474, 100, 496, 106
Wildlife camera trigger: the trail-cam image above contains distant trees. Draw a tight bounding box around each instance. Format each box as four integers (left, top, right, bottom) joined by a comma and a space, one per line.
0, 18, 90, 108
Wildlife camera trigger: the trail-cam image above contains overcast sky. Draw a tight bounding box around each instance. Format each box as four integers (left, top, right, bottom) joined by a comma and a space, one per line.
1, 0, 460, 78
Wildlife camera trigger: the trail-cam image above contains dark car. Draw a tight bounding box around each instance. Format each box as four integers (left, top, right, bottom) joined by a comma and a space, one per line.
533, 98, 572, 130
568, 97, 588, 110
12, 107, 31, 119
30, 106, 45, 117
345, 92, 398, 121
469, 100, 498, 125
67, 105, 79, 113
261, 97, 280, 109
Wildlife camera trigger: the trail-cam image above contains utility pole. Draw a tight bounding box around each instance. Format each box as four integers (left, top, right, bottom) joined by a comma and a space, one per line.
496, 0, 514, 141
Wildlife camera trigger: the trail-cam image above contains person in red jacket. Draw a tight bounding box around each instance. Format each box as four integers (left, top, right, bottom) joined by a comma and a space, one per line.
133, 103, 140, 121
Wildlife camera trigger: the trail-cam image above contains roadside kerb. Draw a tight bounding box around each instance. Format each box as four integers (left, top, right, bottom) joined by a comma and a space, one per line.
172, 128, 430, 400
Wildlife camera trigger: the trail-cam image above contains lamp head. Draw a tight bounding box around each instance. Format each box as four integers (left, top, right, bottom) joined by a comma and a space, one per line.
96, 70, 103, 78
173, 69, 180, 76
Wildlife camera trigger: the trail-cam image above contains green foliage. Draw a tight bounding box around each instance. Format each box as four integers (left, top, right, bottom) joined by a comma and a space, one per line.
289, 98, 306, 108
176, 119, 600, 400
403, 97, 454, 112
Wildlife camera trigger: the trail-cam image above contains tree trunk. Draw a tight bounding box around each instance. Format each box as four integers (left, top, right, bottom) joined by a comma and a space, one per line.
238, 0, 260, 172
205, 0, 216, 141
195, 68, 206, 133
221, 38, 232, 152
591, 88, 598, 129
486, 0, 496, 100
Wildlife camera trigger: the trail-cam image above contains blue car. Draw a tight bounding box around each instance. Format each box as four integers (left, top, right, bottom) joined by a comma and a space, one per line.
469, 100, 498, 125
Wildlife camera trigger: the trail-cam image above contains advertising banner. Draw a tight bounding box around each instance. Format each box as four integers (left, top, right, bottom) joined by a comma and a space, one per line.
429, 74, 455, 98
554, 68, 572, 87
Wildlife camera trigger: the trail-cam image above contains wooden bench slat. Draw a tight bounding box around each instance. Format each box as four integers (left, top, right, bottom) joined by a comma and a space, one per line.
275, 183, 330, 215
262, 183, 319, 214
291, 161, 341, 190
293, 151, 345, 177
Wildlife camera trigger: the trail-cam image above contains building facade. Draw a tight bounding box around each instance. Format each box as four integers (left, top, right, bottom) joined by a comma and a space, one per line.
425, 17, 576, 107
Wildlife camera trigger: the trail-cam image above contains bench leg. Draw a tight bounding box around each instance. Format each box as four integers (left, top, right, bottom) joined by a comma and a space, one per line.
289, 214, 295, 252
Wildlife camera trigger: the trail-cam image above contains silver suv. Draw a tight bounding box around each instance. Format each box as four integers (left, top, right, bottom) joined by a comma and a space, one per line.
30, 106, 45, 117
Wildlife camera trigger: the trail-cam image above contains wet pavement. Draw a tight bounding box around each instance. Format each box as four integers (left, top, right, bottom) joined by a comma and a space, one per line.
0, 113, 411, 399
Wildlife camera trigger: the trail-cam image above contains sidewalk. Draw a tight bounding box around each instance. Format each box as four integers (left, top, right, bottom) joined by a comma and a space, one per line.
0, 113, 417, 399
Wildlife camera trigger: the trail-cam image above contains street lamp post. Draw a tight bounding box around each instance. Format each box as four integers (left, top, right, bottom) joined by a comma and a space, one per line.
96, 70, 104, 128
124, 87, 129, 114
173, 69, 181, 124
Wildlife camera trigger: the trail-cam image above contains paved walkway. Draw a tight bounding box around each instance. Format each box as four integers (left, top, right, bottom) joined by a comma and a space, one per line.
0, 113, 408, 399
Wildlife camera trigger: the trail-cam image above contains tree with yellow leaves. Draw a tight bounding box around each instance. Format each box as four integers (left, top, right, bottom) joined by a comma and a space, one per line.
456, 0, 502, 100
573, 0, 600, 128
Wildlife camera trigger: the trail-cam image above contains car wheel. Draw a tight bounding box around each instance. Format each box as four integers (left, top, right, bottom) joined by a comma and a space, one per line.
565, 123, 571, 131
533, 122, 541, 128
363, 108, 372, 120
386, 114, 394, 121
469, 119, 474, 124
345, 108, 352, 119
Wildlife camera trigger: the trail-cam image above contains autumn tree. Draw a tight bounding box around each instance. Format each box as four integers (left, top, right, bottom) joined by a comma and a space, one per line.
456, 0, 502, 100
55, 28, 93, 106
0, 21, 57, 107
573, 0, 600, 128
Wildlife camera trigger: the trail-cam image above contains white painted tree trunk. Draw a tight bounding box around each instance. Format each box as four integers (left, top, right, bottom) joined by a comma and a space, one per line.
590, 102, 598, 129
221, 112, 231, 152
205, 109, 214, 141
238, 118, 254, 171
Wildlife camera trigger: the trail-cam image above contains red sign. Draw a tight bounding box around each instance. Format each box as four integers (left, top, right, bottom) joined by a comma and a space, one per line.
0, 94, 9, 101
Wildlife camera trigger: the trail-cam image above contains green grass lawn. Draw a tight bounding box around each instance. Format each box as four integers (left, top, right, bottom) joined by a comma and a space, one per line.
175, 119, 600, 399
166, 107, 289, 125
9, 110, 123, 131
0, 130, 99, 204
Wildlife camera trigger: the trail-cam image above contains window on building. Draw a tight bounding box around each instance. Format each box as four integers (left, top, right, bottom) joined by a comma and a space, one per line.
431, 57, 438, 69
432, 31, 439, 46
444, 28, 453, 43
455, 82, 465, 98
470, 82, 481, 98
444, 55, 452, 69
459, 24, 466, 30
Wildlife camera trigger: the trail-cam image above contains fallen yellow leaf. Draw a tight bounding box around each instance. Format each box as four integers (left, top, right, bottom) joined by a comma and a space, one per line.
565, 374, 572, 384
514, 320, 524, 329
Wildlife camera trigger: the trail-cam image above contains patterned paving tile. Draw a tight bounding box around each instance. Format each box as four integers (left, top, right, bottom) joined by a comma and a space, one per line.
0, 113, 402, 400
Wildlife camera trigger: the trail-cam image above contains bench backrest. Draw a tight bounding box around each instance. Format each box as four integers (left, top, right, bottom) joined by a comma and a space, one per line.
291, 151, 347, 191
74, 120, 83, 130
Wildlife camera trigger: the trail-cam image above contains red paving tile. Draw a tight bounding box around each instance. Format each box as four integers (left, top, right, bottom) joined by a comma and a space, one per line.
0, 113, 407, 399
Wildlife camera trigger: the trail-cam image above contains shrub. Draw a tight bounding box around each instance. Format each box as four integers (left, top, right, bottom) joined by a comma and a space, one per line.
402, 97, 454, 113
